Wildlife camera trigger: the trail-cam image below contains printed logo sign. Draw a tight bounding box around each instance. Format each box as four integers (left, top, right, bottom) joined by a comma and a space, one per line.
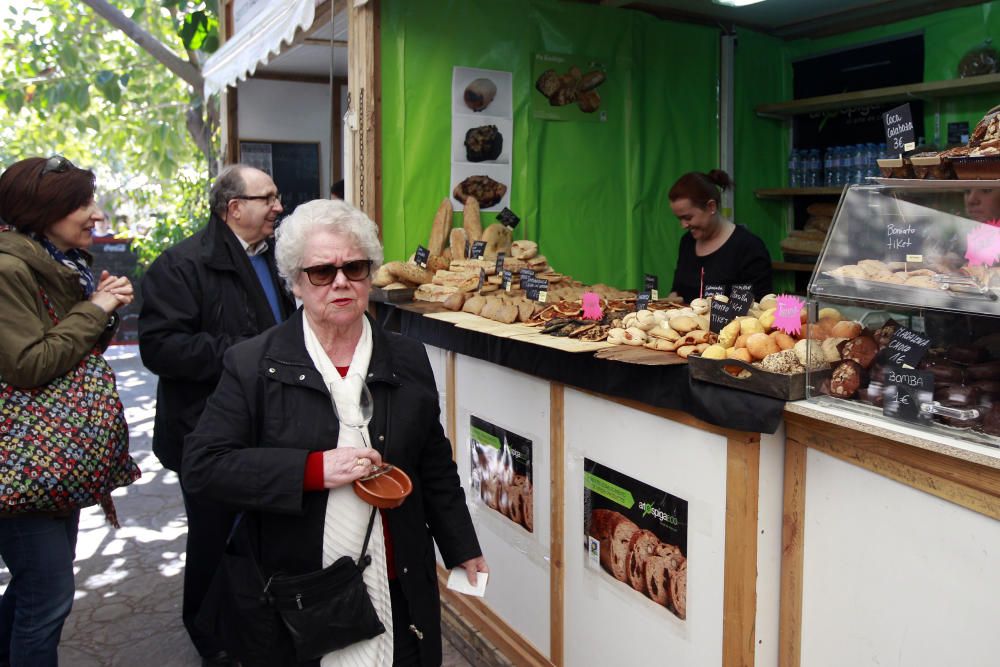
584, 458, 688, 621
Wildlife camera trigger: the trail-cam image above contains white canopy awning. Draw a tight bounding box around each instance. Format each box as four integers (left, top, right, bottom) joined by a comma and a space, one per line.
203, 0, 318, 97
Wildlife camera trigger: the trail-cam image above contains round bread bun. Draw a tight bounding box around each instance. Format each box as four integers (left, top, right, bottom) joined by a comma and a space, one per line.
726, 347, 753, 363
831, 320, 862, 339
770, 330, 796, 351
746, 332, 780, 360
669, 316, 699, 334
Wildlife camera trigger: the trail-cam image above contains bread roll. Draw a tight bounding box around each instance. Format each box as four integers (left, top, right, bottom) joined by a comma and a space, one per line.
746, 332, 779, 360
831, 320, 861, 339
462, 196, 482, 242
511, 239, 538, 260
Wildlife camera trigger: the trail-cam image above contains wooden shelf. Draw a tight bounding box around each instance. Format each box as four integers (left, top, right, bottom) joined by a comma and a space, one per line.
773, 261, 815, 273
755, 72, 1000, 118
755, 187, 844, 199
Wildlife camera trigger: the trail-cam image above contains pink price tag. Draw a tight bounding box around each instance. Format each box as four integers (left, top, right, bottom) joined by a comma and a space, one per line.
773, 294, 805, 336
581, 292, 603, 320
965, 223, 1000, 267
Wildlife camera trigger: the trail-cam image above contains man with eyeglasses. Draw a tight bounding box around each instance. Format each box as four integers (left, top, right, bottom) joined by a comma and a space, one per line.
137, 164, 294, 666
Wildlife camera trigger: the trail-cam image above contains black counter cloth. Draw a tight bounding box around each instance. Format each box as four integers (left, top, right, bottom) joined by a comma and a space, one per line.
671, 224, 773, 303
381, 306, 784, 435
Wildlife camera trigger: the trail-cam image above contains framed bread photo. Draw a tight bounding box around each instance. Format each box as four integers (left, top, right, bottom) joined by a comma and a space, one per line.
584, 458, 688, 620
469, 416, 534, 533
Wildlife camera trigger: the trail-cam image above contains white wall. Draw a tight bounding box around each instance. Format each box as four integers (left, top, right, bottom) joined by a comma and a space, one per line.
238, 78, 331, 195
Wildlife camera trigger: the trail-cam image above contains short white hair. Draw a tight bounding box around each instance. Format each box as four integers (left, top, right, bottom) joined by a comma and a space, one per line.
274, 199, 384, 290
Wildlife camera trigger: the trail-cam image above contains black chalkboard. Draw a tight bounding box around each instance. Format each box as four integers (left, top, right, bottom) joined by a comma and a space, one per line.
239, 140, 321, 215
89, 237, 142, 344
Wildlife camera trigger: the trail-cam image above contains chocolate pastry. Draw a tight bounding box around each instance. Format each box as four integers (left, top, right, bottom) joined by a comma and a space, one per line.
972, 379, 1000, 396
981, 404, 1000, 436
453, 175, 507, 208
842, 335, 879, 369
967, 360, 1000, 381
464, 125, 503, 162
535, 69, 561, 98
934, 384, 981, 407
830, 360, 865, 398
873, 319, 901, 349
920, 361, 964, 386
946, 345, 988, 365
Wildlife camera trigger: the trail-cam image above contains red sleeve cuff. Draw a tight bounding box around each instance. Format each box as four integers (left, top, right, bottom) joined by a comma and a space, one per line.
304, 452, 326, 490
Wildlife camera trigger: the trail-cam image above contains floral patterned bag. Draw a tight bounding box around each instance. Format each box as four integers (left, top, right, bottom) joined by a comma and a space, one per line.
0, 288, 140, 526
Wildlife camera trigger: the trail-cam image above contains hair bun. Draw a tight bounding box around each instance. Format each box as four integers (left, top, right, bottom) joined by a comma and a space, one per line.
706, 169, 733, 190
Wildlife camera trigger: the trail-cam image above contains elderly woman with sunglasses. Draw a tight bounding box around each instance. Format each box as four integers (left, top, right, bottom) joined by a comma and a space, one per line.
184, 199, 487, 667
0, 156, 134, 665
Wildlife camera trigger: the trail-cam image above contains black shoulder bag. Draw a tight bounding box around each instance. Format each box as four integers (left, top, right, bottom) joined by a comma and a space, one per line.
265, 506, 386, 661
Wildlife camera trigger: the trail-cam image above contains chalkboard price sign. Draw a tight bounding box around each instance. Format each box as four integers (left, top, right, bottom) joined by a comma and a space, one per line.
709, 299, 735, 334
524, 278, 549, 302
414, 245, 430, 268
636, 292, 651, 311
729, 284, 753, 316
886, 222, 920, 258
643, 273, 659, 301
703, 284, 726, 298
882, 103, 916, 154
470, 241, 487, 259
882, 369, 933, 424
519, 268, 535, 284
502, 270, 513, 292
495, 252, 505, 275
882, 324, 932, 368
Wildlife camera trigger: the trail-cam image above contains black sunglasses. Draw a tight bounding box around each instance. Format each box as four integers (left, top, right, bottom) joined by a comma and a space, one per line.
41, 155, 75, 176
232, 193, 282, 206
302, 260, 373, 286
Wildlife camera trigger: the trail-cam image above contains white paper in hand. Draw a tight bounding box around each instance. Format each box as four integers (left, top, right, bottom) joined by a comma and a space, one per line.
446, 568, 489, 597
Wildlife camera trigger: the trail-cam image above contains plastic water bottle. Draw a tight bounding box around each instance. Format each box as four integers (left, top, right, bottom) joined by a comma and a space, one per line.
788, 149, 800, 187
823, 148, 834, 187
852, 144, 866, 184
866, 143, 879, 179
831, 146, 843, 186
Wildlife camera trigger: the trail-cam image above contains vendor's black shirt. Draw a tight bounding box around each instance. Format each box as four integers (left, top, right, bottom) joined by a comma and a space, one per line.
671, 224, 773, 303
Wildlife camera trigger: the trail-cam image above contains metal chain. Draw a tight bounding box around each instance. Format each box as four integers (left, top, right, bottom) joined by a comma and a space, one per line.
358, 88, 366, 210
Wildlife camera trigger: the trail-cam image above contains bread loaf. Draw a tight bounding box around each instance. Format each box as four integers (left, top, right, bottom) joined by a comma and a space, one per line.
388, 261, 434, 285
428, 198, 453, 256
462, 295, 487, 315
462, 196, 483, 243
481, 223, 513, 258
626, 530, 660, 594
670, 560, 687, 619
414, 283, 458, 303
605, 519, 639, 582
448, 228, 468, 260
511, 240, 538, 260
643, 554, 674, 607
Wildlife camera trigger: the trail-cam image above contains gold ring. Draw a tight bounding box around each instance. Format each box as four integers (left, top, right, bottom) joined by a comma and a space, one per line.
356, 457, 366, 467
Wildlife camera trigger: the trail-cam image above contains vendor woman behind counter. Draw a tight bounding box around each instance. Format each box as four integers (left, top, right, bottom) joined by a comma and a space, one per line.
667, 169, 773, 303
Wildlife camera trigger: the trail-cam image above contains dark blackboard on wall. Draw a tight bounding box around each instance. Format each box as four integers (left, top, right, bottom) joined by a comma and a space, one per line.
239, 140, 321, 215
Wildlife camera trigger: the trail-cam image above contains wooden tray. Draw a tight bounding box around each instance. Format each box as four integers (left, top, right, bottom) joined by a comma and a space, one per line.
687, 355, 830, 400
422, 311, 483, 325
454, 318, 537, 338
396, 301, 449, 316
508, 332, 616, 353
592, 345, 687, 366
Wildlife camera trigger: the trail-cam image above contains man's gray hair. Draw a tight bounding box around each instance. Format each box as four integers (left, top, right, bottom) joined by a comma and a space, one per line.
209, 164, 248, 217
274, 198, 384, 291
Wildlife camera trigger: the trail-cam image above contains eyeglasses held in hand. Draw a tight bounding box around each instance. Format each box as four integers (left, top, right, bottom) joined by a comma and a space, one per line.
302, 260, 373, 286
232, 193, 282, 206
41, 155, 75, 176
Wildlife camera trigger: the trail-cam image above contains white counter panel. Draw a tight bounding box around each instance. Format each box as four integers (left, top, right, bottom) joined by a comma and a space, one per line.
424, 344, 449, 436
563, 388, 728, 667
452, 354, 552, 657
801, 448, 1000, 667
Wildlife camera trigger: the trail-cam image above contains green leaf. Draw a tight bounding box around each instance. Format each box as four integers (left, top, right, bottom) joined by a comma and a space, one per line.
75, 117, 86, 133
86, 115, 100, 132
179, 10, 217, 52
70, 83, 90, 111
119, 73, 131, 87
59, 44, 78, 68
4, 89, 24, 114
96, 69, 116, 85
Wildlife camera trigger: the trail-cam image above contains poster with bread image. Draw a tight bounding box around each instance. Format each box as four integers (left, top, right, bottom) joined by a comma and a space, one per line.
469, 416, 533, 533
532, 52, 608, 122
452, 66, 513, 212
584, 458, 688, 620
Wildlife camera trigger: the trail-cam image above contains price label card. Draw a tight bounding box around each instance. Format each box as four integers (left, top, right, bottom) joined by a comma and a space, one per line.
519, 268, 536, 284
881, 325, 932, 368
477, 268, 486, 291
703, 283, 726, 298
470, 240, 487, 259
636, 292, 651, 312
643, 274, 659, 301
729, 283, 754, 316
883, 369, 933, 424
414, 245, 430, 268
773, 294, 805, 336
524, 278, 549, 302
709, 299, 735, 334
883, 103, 916, 154
502, 270, 513, 292
497, 207, 521, 230
464, 239, 470, 260
886, 222, 921, 259
495, 252, 506, 275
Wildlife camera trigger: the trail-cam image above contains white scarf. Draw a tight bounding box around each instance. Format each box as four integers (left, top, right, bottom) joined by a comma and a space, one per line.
302, 314, 393, 666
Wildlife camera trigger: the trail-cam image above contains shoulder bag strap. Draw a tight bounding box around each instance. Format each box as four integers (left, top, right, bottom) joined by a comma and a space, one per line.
356, 507, 378, 571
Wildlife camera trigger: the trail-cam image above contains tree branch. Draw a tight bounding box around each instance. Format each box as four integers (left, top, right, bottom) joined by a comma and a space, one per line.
78, 0, 204, 92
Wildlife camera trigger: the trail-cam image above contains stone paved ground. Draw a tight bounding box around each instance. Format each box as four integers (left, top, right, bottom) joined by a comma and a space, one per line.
0, 345, 471, 666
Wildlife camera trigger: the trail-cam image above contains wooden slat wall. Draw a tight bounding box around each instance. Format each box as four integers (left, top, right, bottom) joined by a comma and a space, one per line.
722, 433, 761, 667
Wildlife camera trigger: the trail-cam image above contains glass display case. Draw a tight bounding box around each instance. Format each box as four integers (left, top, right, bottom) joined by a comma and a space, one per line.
806, 180, 1000, 449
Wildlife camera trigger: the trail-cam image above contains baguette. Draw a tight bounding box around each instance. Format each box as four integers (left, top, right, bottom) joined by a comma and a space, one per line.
449, 228, 468, 260
414, 283, 458, 303
463, 196, 483, 242
428, 198, 453, 256
387, 261, 434, 285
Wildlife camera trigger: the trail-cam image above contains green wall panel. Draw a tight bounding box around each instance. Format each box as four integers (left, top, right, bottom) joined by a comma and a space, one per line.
380, 0, 719, 289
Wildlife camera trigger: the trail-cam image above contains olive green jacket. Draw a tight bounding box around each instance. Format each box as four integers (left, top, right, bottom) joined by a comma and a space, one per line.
0, 230, 111, 388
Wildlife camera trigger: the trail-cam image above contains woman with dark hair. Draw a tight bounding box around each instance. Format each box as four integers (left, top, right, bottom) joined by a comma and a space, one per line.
0, 156, 135, 665
667, 169, 773, 303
